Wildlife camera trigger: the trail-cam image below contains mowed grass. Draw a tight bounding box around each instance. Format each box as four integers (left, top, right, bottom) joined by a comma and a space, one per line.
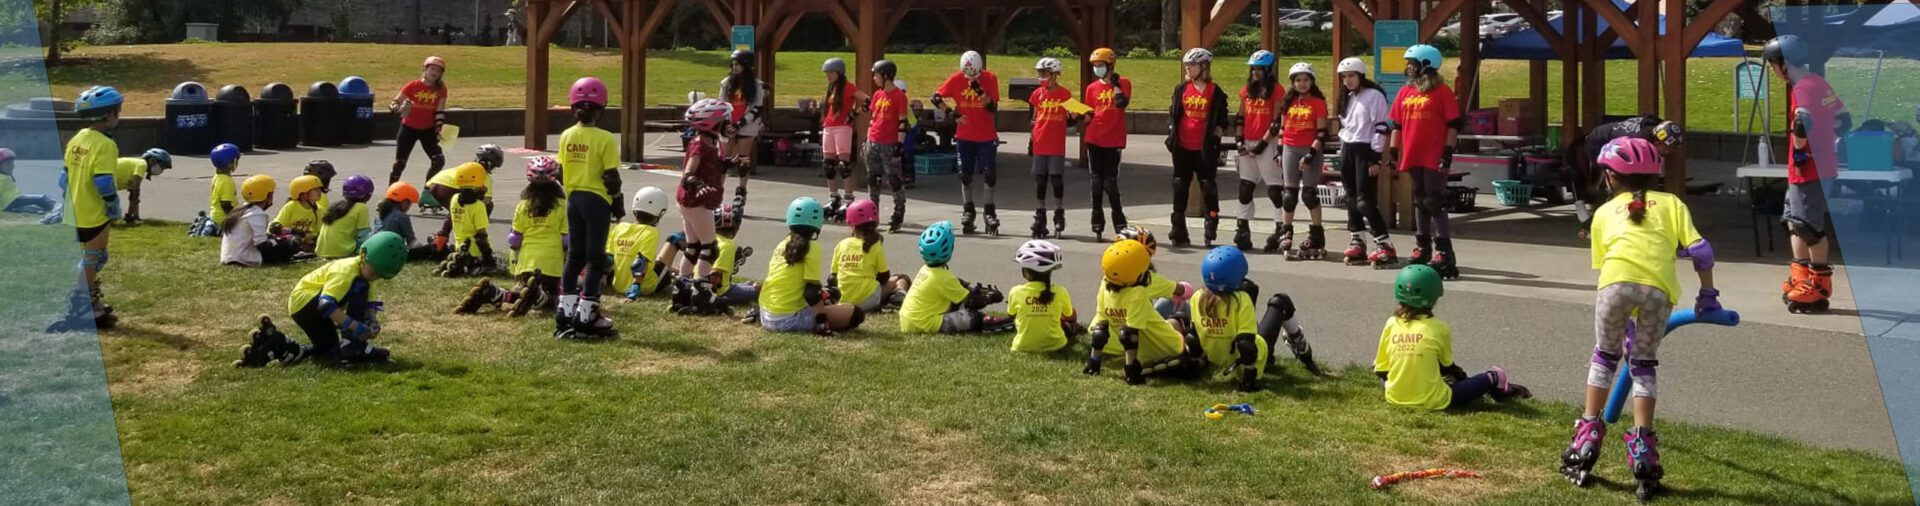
0, 219, 1896, 504
35, 42, 1920, 132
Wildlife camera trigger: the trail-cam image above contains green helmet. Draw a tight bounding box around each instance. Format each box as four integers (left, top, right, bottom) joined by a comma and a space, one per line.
1394, 264, 1444, 308
360, 231, 407, 279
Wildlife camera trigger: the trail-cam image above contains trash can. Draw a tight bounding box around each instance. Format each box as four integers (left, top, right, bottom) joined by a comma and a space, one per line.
211, 85, 253, 152
338, 76, 375, 144
163, 81, 215, 155
253, 82, 300, 149
300, 81, 342, 147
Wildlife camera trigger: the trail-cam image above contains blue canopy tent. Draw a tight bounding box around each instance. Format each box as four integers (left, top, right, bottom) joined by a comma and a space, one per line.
1774, 3, 1920, 61
1481, 2, 1747, 60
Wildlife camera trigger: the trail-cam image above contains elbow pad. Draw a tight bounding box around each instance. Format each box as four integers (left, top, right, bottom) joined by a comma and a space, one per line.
317, 295, 341, 316
1446, 117, 1465, 131
1440, 363, 1468, 382
1681, 239, 1716, 272
507, 231, 523, 250
1385, 120, 1402, 132
984, 100, 999, 113
803, 282, 825, 306
602, 170, 623, 196
1793, 108, 1812, 137
1113, 93, 1130, 109
1373, 122, 1392, 136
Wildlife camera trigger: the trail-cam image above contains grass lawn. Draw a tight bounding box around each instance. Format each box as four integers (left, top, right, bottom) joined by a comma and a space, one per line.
30, 42, 1920, 133
0, 218, 1907, 504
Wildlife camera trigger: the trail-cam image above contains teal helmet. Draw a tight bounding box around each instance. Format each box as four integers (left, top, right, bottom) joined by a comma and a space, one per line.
1403, 44, 1443, 72
1394, 264, 1444, 309
918, 221, 956, 264
786, 196, 825, 232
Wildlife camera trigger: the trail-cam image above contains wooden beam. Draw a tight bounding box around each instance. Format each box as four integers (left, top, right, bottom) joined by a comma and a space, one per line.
1050, 0, 1089, 52
931, 9, 964, 44
1200, 0, 1254, 49
886, 0, 919, 35
1636, 0, 1657, 114
638, 0, 678, 42
1418, 0, 1469, 41
1330, 0, 1374, 41
619, 0, 645, 161
701, 0, 734, 34
1593, 0, 1643, 53
1734, 4, 1775, 41
989, 8, 1026, 52
1578, 0, 1639, 48
1180, 0, 1204, 50
763, 0, 795, 26
821, 0, 859, 39
537, 0, 584, 43
1684, 0, 1744, 50
591, 0, 629, 48
1261, 0, 1277, 52
525, 1, 553, 151
770, 10, 806, 51
1506, 0, 1568, 59
1455, 0, 1478, 111
1662, 0, 1687, 193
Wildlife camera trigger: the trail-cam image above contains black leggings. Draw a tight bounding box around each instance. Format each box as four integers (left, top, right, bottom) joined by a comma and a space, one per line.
1339, 142, 1389, 238
561, 191, 613, 299
1171, 148, 1218, 220
290, 279, 369, 356
1409, 168, 1451, 239
392, 125, 446, 183
1087, 146, 1126, 226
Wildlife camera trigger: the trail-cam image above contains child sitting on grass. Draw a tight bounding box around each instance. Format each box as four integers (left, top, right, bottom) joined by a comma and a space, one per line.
434, 163, 499, 277
220, 175, 301, 267
831, 199, 909, 312
615, 187, 670, 300
668, 208, 757, 314
1085, 238, 1203, 385
372, 181, 434, 259
1007, 239, 1081, 354
235, 231, 409, 367
457, 157, 567, 316
898, 221, 1011, 334
1184, 246, 1269, 391
753, 197, 863, 334
0, 148, 60, 218
272, 174, 324, 254
192, 143, 242, 236
1373, 264, 1532, 410
1099, 225, 1195, 357
315, 175, 376, 259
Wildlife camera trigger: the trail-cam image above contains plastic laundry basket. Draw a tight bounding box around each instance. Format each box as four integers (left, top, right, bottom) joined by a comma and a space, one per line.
1492, 179, 1532, 206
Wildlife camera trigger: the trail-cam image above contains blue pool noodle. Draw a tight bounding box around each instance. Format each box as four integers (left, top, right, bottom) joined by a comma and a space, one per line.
1602, 308, 1739, 424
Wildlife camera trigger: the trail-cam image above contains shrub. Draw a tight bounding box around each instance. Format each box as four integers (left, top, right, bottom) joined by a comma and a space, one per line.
1162, 48, 1184, 58
1041, 46, 1076, 58
1126, 46, 1158, 59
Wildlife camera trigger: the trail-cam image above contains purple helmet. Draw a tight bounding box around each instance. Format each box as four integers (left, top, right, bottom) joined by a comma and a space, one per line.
341, 175, 376, 202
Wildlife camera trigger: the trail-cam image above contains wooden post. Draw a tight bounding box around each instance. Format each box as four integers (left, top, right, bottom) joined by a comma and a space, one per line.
1635, 0, 1658, 115
1562, 2, 1580, 141
1662, 0, 1687, 194
525, 1, 551, 151
1457, 0, 1478, 111
1261, 0, 1277, 52
1180, 0, 1204, 50
619, 0, 646, 162
1580, 2, 1602, 131
1331, 6, 1345, 113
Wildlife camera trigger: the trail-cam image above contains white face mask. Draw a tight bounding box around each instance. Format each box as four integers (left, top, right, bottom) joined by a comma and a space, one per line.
1093, 66, 1109, 78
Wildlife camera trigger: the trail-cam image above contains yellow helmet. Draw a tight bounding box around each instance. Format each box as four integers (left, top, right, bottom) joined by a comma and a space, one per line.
454, 162, 487, 190
240, 174, 277, 203
288, 175, 323, 198
1101, 239, 1151, 286
1090, 48, 1118, 65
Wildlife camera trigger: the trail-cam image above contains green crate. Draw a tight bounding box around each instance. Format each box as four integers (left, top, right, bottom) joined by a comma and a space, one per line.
1492, 179, 1533, 207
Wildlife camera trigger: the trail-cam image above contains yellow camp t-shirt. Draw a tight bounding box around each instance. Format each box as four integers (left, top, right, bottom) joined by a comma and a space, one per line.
209, 173, 237, 223
1373, 316, 1456, 411
1188, 291, 1268, 377
112, 157, 145, 190
559, 125, 620, 203
428, 162, 495, 200
314, 202, 370, 259
900, 266, 972, 333
450, 198, 489, 256
0, 175, 19, 210
1007, 281, 1075, 353
272, 200, 321, 236
1093, 282, 1185, 362
758, 236, 822, 315
608, 222, 663, 295
512, 200, 567, 276
831, 237, 889, 305
1591, 191, 1703, 305
714, 236, 739, 295
287, 257, 370, 314
63, 128, 116, 228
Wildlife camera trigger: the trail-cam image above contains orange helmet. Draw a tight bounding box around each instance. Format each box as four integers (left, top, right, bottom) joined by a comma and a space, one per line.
386, 181, 420, 204
1089, 48, 1118, 65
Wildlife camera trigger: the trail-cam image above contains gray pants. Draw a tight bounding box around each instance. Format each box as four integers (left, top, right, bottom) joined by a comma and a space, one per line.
864, 143, 906, 216
1589, 283, 1674, 398
938, 308, 981, 333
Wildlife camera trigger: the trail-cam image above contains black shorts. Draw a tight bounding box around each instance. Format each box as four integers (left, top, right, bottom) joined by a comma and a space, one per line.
76, 224, 107, 243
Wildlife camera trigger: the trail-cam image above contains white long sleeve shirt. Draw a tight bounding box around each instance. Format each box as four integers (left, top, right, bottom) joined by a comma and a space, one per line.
1338, 87, 1390, 153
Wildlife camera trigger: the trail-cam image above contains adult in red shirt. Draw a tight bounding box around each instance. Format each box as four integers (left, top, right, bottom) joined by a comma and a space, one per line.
1386, 44, 1462, 278
863, 60, 911, 232
1164, 48, 1230, 247
1765, 35, 1851, 312
1083, 48, 1132, 238
388, 56, 450, 185
1027, 57, 1077, 239
817, 57, 870, 221
1274, 62, 1330, 258
932, 51, 1003, 235
1232, 50, 1282, 251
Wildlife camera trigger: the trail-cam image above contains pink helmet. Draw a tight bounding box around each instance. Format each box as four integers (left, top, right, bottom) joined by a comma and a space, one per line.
527, 155, 560, 182
845, 198, 879, 226
423, 56, 447, 69
570, 77, 608, 107
1598, 137, 1664, 175
0, 147, 14, 162
686, 98, 734, 134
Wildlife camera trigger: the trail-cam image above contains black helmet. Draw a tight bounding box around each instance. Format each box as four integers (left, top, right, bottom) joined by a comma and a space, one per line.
872, 59, 898, 79
730, 49, 755, 68
1762, 35, 1809, 68
303, 160, 336, 184
475, 143, 505, 170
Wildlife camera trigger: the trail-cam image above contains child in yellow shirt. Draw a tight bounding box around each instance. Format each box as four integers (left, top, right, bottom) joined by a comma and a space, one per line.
272, 174, 324, 254
1182, 247, 1269, 391
433, 163, 498, 277
315, 175, 375, 259
194, 143, 243, 236
830, 199, 909, 312
1374, 264, 1530, 411
615, 187, 670, 300
1086, 239, 1200, 385
753, 197, 862, 334
457, 157, 568, 316
898, 221, 1011, 334
1007, 240, 1080, 353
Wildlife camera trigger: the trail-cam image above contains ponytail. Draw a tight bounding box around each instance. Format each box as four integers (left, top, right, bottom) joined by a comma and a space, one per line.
375, 198, 398, 218
825, 74, 847, 120
1611, 173, 1660, 225
320, 199, 354, 225
221, 201, 262, 233
858, 222, 881, 252
1629, 189, 1649, 225
782, 228, 814, 266
1198, 289, 1223, 320
1026, 269, 1057, 305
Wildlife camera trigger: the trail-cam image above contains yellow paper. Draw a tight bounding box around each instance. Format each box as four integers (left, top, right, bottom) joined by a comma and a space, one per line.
1062, 98, 1093, 115
439, 124, 461, 150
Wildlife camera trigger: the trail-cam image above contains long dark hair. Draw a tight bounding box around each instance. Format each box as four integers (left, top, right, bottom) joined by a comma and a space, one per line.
320, 199, 356, 225
574, 103, 602, 125
221, 201, 267, 234
1281, 73, 1326, 112
1339, 75, 1384, 117
824, 72, 849, 120
1394, 303, 1433, 322
1611, 172, 1661, 225
726, 66, 760, 106
1023, 269, 1058, 305
856, 221, 881, 252
1196, 287, 1241, 320
376, 198, 402, 218
521, 179, 564, 218
782, 226, 815, 266
1246, 65, 1277, 103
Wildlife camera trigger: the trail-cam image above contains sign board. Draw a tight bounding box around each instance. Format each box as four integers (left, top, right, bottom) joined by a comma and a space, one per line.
1735, 61, 1767, 100
731, 25, 755, 52
1374, 20, 1419, 98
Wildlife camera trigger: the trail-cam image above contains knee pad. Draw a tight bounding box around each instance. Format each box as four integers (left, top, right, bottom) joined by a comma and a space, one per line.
847, 307, 867, 330
1300, 186, 1321, 210
824, 161, 840, 179
1117, 328, 1141, 351
983, 168, 998, 187
80, 248, 108, 270
428, 154, 446, 169
1628, 358, 1660, 398
1258, 293, 1297, 339
1586, 349, 1624, 388
1089, 324, 1111, 350
1233, 334, 1260, 367
1238, 180, 1258, 201
1281, 186, 1301, 212
1785, 218, 1827, 245
838, 161, 854, 179
959, 172, 974, 186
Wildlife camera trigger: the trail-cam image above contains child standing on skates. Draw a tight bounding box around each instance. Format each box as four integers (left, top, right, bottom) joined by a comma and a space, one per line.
817, 58, 868, 220
1275, 62, 1330, 260
1027, 57, 1075, 239
1559, 137, 1719, 501
1083, 48, 1132, 239
1333, 57, 1397, 267
1764, 35, 1849, 314
554, 77, 624, 339
864, 61, 910, 233
1232, 51, 1281, 252
1385, 45, 1463, 278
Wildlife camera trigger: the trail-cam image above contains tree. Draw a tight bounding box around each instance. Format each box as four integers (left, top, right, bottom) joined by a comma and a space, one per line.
1160, 0, 1177, 51
35, 0, 104, 65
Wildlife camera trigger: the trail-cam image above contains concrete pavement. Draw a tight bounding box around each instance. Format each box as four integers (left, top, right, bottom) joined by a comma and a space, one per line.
13, 132, 1904, 458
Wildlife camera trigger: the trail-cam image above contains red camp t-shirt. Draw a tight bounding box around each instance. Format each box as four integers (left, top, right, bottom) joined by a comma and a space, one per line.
1084, 77, 1132, 149
1239, 85, 1279, 141
1178, 82, 1217, 151
1280, 95, 1328, 148
822, 81, 861, 128
867, 88, 907, 144
937, 71, 1000, 142
1028, 85, 1074, 157
1787, 72, 1844, 184
1389, 84, 1460, 172
677, 136, 726, 209
398, 80, 447, 130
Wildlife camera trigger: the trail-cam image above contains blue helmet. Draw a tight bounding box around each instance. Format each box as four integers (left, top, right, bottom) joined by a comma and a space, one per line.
918, 221, 956, 264
141, 148, 172, 169
1201, 246, 1249, 294
211, 143, 241, 170
1247, 50, 1276, 68
1404, 45, 1443, 72
786, 196, 826, 232
75, 86, 124, 114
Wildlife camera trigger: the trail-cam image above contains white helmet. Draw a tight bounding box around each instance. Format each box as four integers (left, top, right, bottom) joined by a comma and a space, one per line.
1288, 62, 1316, 79
632, 186, 669, 218
1033, 57, 1064, 74
894, 79, 908, 92
1337, 57, 1368, 76
960, 51, 985, 78
1013, 239, 1064, 273
1182, 48, 1214, 64
687, 90, 707, 104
